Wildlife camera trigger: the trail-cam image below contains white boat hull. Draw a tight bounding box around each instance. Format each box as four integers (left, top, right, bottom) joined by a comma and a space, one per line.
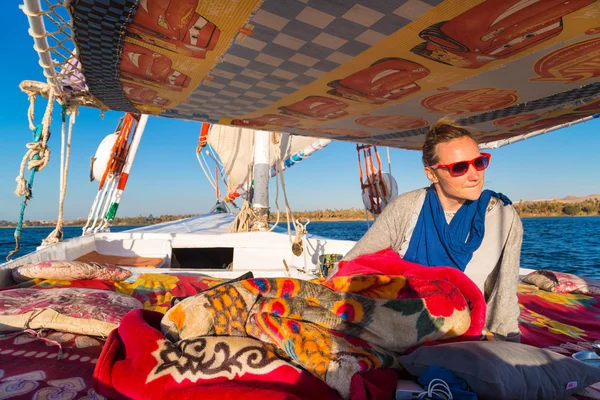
0, 214, 356, 286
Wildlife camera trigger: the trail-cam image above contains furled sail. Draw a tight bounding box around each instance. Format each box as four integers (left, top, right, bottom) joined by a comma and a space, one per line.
207, 125, 321, 196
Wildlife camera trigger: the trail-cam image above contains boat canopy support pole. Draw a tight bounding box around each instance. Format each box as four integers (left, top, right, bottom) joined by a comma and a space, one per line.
22, 0, 61, 93
252, 130, 270, 231
480, 114, 599, 149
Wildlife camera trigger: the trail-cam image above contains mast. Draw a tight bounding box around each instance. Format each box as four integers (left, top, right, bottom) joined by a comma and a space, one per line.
105, 114, 148, 223
83, 114, 147, 234
252, 130, 270, 231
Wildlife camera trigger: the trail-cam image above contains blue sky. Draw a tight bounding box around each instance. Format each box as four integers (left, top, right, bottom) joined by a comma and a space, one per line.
1, 4, 599, 221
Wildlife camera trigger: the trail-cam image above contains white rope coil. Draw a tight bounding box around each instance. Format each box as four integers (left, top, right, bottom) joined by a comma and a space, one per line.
417, 378, 453, 400
14, 83, 55, 197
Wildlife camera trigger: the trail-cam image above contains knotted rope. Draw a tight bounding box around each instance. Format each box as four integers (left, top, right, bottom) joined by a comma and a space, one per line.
7, 83, 56, 261
14, 84, 54, 197
42, 106, 78, 246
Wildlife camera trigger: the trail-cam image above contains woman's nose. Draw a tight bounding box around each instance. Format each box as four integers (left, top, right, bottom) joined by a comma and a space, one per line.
466, 164, 480, 180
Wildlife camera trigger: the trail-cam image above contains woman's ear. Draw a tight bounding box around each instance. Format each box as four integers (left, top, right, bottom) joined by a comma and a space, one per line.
424, 167, 438, 184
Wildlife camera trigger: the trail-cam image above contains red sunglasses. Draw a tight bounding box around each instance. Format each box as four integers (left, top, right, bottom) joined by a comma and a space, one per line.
430, 153, 491, 177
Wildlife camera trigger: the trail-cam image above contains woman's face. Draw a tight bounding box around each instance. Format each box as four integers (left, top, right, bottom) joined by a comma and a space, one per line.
425, 136, 484, 206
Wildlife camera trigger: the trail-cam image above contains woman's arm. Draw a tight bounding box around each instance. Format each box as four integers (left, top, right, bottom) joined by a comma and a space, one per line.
483, 207, 523, 342
342, 189, 425, 262
342, 205, 396, 261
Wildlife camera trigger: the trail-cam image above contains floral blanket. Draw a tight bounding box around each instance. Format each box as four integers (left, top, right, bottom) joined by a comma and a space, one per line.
10, 273, 229, 313
98, 249, 484, 399
0, 273, 230, 400
518, 283, 600, 399
0, 330, 105, 399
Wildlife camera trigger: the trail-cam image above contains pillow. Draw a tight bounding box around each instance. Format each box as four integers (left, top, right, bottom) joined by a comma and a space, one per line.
399, 341, 600, 399
12, 260, 132, 283
522, 270, 600, 295
75, 251, 165, 267
0, 288, 142, 336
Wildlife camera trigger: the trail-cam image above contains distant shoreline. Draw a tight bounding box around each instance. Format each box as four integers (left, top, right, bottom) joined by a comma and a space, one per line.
1, 214, 599, 229
2, 195, 598, 227
1, 198, 599, 228
519, 214, 599, 219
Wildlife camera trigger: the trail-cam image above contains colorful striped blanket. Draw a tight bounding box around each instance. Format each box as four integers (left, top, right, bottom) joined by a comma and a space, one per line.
0, 252, 599, 399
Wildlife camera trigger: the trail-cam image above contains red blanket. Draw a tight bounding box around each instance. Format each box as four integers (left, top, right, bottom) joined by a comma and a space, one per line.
0, 330, 104, 399
95, 249, 484, 400
95, 309, 342, 400
333, 248, 486, 340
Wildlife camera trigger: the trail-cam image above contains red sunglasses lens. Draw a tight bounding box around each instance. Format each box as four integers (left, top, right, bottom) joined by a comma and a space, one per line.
450, 162, 469, 176
474, 155, 490, 171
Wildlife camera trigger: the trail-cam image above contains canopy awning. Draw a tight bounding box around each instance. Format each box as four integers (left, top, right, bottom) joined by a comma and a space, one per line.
27, 0, 600, 149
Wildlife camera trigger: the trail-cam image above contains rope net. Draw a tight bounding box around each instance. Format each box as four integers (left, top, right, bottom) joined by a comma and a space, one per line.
21, 0, 100, 108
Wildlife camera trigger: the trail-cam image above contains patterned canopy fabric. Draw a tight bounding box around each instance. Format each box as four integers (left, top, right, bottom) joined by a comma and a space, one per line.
68, 0, 600, 149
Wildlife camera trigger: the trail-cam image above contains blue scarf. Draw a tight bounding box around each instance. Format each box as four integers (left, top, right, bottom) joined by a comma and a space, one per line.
403, 187, 511, 271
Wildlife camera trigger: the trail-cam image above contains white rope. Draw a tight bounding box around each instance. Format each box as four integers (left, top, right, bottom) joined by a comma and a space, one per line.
417, 378, 453, 400
205, 148, 229, 189
268, 151, 283, 232
15, 85, 55, 197
228, 135, 256, 233
196, 151, 217, 191
26, 91, 37, 131
42, 106, 77, 246
386, 146, 392, 177
82, 187, 104, 235
96, 177, 118, 233
272, 152, 310, 257
277, 154, 296, 244
228, 199, 256, 233
83, 174, 116, 235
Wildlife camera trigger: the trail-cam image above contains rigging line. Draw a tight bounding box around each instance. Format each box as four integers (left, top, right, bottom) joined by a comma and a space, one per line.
7, 84, 56, 261
204, 147, 229, 188
95, 178, 118, 233
43, 106, 77, 245
215, 165, 219, 199
373, 146, 388, 209
364, 147, 378, 214
200, 151, 217, 188
196, 151, 217, 191
386, 146, 392, 177
207, 145, 225, 168
374, 146, 387, 199
276, 152, 295, 244
207, 148, 228, 183
268, 149, 283, 233
83, 187, 104, 235
15, 86, 55, 197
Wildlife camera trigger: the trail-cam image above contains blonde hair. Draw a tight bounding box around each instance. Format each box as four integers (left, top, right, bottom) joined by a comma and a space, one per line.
422, 118, 478, 167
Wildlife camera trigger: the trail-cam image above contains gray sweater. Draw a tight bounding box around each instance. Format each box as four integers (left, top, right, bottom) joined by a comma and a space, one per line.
343, 188, 523, 341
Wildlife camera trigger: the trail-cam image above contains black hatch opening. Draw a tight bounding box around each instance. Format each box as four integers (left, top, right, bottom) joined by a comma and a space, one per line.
171, 247, 233, 269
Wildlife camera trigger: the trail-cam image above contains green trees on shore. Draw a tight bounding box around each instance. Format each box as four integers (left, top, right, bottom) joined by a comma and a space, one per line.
291, 208, 372, 220
513, 199, 600, 217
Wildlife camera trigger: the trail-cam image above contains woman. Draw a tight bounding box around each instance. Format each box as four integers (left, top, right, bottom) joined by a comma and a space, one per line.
343, 120, 523, 342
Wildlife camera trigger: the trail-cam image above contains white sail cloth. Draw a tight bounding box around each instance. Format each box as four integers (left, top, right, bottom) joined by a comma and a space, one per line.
207, 125, 319, 193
